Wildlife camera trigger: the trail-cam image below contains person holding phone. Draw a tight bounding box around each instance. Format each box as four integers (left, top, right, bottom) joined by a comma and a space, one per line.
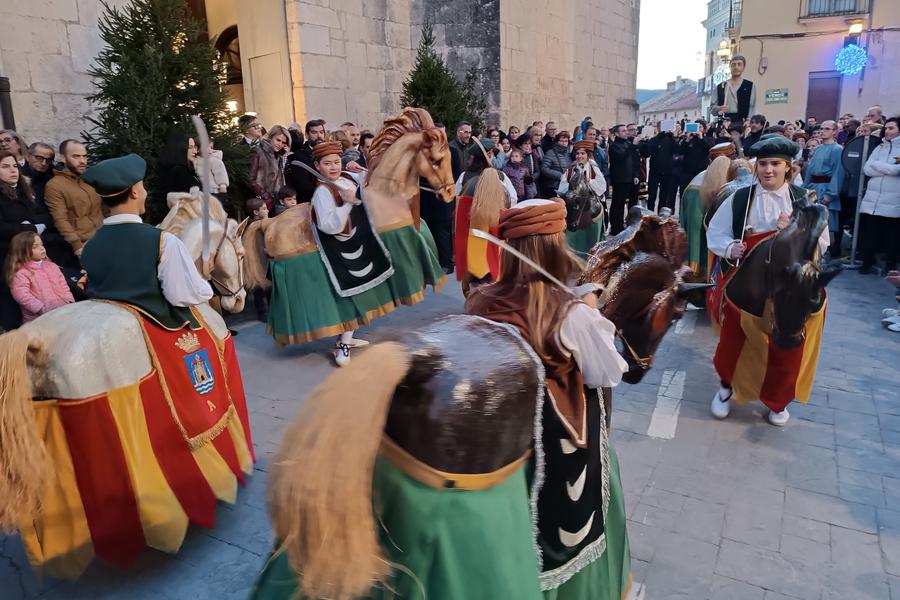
678, 120, 714, 202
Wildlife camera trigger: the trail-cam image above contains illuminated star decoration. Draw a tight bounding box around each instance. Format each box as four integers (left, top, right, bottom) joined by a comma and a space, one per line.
834, 44, 869, 75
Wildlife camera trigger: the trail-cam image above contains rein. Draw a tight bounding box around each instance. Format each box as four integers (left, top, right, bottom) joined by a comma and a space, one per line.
204, 221, 245, 297
616, 329, 654, 370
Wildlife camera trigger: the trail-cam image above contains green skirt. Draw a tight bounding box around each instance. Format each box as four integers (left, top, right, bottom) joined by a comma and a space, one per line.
251, 457, 543, 600
267, 222, 445, 346
266, 251, 398, 346
679, 184, 708, 279
542, 445, 632, 600
565, 222, 603, 257
378, 221, 445, 303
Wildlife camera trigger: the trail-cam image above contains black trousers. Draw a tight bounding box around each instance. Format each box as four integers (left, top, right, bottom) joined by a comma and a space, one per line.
832, 193, 857, 257
860, 213, 900, 269
647, 170, 676, 213
421, 198, 454, 270
610, 182, 635, 235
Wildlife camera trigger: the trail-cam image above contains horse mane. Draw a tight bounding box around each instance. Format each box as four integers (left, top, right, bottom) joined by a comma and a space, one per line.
158, 190, 229, 236
598, 253, 676, 320
579, 215, 686, 288
365, 107, 436, 175
469, 169, 507, 231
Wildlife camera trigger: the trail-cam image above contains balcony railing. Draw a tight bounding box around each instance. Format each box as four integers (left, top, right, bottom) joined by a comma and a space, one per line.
804, 0, 866, 17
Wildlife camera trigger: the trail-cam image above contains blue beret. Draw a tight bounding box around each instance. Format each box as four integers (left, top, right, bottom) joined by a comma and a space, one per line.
82, 154, 147, 197
750, 135, 799, 162
469, 139, 495, 156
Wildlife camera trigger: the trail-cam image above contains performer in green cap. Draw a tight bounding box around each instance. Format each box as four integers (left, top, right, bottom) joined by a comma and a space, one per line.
81, 153, 213, 328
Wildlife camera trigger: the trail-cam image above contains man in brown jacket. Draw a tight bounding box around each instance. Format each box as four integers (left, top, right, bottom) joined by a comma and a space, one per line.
44, 140, 103, 257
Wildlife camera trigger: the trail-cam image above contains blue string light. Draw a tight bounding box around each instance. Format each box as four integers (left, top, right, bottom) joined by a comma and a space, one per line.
834, 44, 868, 76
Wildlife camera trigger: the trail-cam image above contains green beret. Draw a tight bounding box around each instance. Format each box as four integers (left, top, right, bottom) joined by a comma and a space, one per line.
469, 139, 495, 156
83, 154, 147, 197
750, 135, 799, 162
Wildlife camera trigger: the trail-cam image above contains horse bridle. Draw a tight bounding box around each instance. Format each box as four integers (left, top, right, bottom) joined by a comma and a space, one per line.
616, 328, 654, 370
205, 220, 245, 297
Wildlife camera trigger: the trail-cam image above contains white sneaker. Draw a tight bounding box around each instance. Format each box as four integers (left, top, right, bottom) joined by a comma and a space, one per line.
711, 387, 733, 419
882, 308, 899, 318
345, 337, 370, 348
333, 342, 351, 367
889, 323, 900, 333
882, 315, 900, 327
767, 408, 790, 426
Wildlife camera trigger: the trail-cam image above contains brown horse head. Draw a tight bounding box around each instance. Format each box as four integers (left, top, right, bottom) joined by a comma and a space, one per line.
366, 107, 456, 203
581, 214, 698, 383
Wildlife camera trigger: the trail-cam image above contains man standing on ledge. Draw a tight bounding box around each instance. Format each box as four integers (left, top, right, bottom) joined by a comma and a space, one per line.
716, 55, 756, 124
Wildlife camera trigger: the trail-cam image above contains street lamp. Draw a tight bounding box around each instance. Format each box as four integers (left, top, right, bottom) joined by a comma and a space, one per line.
848, 21, 863, 35
716, 40, 732, 62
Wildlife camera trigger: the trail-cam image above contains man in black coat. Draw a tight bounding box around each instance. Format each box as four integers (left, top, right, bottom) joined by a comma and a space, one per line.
640, 130, 677, 213
285, 119, 326, 203
22, 142, 55, 202
741, 114, 767, 157
678, 121, 714, 199
608, 124, 641, 235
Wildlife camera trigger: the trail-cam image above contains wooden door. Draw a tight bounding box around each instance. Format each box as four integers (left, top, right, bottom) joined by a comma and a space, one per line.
806, 71, 842, 122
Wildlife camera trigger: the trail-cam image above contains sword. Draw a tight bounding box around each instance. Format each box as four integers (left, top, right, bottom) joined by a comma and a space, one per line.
292, 159, 441, 194
471, 229, 601, 298
191, 115, 212, 277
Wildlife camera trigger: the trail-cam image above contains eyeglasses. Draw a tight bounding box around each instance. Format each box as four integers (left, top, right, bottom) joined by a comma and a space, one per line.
249, 124, 262, 130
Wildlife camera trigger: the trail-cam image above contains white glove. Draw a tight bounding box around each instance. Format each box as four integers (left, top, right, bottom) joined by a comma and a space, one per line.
35, 223, 46, 235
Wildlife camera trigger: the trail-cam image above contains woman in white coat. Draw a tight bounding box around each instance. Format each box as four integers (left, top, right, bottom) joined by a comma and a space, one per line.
859, 116, 900, 273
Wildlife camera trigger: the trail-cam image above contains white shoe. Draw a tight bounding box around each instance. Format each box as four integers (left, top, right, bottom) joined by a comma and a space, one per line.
882, 315, 900, 327
344, 337, 370, 348
889, 323, 900, 333
333, 342, 351, 367
767, 408, 790, 426
882, 308, 899, 318
711, 387, 733, 419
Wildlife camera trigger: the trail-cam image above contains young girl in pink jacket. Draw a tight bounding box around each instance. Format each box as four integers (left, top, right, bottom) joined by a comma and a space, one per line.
7, 231, 74, 323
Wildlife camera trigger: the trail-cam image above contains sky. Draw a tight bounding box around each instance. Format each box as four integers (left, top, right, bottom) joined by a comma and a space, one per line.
636, 0, 708, 89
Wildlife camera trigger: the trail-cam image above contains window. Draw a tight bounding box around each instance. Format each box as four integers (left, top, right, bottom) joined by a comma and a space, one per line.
806, 0, 859, 16
214, 26, 242, 86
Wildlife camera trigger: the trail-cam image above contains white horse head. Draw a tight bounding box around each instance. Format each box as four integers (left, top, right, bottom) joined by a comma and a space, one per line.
177, 217, 247, 314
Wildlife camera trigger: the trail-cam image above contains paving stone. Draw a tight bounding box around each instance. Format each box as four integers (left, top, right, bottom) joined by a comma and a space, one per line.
830, 525, 883, 574
631, 502, 681, 533
782, 515, 831, 544
877, 508, 900, 576
716, 539, 823, 600
785, 487, 878, 534
836, 445, 898, 476
763, 592, 804, 600
840, 482, 887, 508
644, 531, 717, 600
786, 454, 839, 495
834, 411, 883, 448
626, 519, 660, 563
723, 487, 784, 551
820, 570, 890, 600
883, 476, 900, 506
676, 497, 726, 544
779, 533, 831, 567
827, 390, 877, 414
709, 575, 766, 600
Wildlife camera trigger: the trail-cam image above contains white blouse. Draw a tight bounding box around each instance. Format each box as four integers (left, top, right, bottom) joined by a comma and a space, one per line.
707, 182, 829, 258
556, 163, 607, 198
311, 172, 364, 235
558, 302, 627, 389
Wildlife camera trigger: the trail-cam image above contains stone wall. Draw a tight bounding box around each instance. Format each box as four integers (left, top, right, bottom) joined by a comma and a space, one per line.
286, 0, 414, 130
499, 0, 639, 131
0, 0, 127, 145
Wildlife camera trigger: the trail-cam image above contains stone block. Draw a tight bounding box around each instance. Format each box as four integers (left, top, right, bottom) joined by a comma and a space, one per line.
715, 539, 824, 600
67, 23, 104, 73
0, 15, 69, 56
3, 51, 33, 91
296, 3, 340, 28
366, 45, 392, 69
710, 575, 766, 600
785, 487, 877, 534
5, 0, 79, 21
299, 23, 331, 55
786, 453, 838, 495
386, 1, 410, 24
330, 40, 346, 58
723, 487, 784, 551
384, 21, 409, 49
303, 87, 347, 127
643, 531, 718, 600
28, 54, 93, 94
365, 18, 387, 45
676, 497, 726, 544
782, 515, 831, 544
10, 91, 53, 137
831, 525, 883, 572
779, 533, 830, 566
821, 570, 890, 600
828, 389, 877, 414
362, 0, 387, 20
299, 55, 347, 89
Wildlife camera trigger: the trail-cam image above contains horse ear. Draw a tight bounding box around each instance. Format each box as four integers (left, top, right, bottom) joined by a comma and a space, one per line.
421, 131, 434, 149
235, 217, 250, 238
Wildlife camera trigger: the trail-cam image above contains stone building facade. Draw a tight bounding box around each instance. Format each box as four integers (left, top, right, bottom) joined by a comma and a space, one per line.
0, 0, 640, 146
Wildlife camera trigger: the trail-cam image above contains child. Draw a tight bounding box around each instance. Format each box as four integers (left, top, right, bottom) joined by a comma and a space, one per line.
272, 186, 298, 216
194, 140, 230, 193
7, 231, 74, 323
246, 197, 270, 321
246, 196, 269, 221
502, 148, 528, 201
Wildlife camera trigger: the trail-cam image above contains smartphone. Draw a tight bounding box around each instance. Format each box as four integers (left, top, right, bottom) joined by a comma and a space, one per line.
685, 123, 701, 134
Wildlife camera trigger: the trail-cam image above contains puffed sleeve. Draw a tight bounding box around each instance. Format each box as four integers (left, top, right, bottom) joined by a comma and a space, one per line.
312, 184, 354, 235
158, 232, 214, 306
558, 302, 628, 389
707, 191, 738, 258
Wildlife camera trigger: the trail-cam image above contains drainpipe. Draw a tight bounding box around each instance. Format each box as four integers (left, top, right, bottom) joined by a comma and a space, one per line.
0, 50, 15, 130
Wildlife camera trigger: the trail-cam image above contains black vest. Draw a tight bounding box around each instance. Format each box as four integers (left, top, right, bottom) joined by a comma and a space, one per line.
716, 79, 754, 121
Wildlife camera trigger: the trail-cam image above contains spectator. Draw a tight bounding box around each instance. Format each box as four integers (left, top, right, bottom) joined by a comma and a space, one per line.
840, 119, 860, 146
486, 128, 506, 169
44, 140, 102, 258
608, 124, 641, 235
250, 125, 290, 208
805, 117, 819, 134
340, 122, 361, 149
866, 105, 886, 125
540, 121, 558, 153
449, 121, 474, 181
238, 114, 264, 148
7, 231, 74, 323
514, 133, 540, 200
23, 142, 56, 201
858, 116, 900, 274
742, 114, 766, 155
784, 122, 797, 139
358, 131, 375, 168
246, 196, 269, 320
541, 131, 573, 197
332, 129, 363, 170
273, 185, 298, 216
0, 130, 26, 167
502, 147, 529, 202
507, 125, 520, 141
1, 151, 73, 329
641, 126, 678, 213
285, 119, 326, 203
193, 139, 229, 194
764, 124, 786, 137
529, 126, 545, 166
678, 120, 713, 201
728, 124, 746, 157
156, 132, 202, 205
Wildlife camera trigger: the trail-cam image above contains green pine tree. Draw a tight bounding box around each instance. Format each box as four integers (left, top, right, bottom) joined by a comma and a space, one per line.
83, 0, 247, 223
401, 22, 486, 132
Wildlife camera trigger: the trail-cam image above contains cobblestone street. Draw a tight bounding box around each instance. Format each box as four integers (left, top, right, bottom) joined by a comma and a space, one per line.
3, 270, 900, 600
